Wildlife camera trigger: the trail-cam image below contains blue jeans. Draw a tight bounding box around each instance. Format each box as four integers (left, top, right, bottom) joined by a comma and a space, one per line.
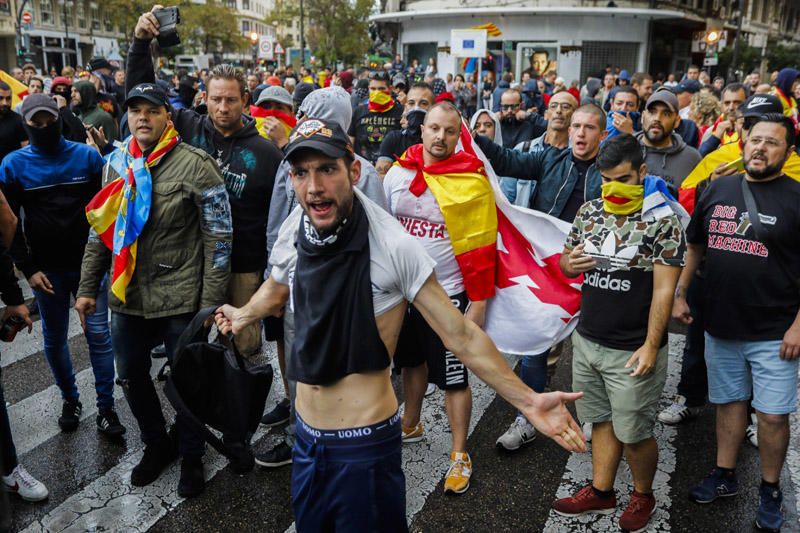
34, 272, 115, 411
676, 274, 707, 407
110, 311, 204, 459
517, 351, 548, 416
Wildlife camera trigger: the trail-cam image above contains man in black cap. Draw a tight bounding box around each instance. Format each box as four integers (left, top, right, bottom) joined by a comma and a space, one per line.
75, 82, 233, 498
215, 116, 586, 532
0, 94, 123, 439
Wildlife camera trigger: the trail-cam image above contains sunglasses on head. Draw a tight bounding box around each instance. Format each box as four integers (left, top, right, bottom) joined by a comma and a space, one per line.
368, 71, 390, 81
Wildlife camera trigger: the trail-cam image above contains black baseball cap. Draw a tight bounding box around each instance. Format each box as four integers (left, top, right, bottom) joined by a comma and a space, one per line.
284, 118, 354, 161
20, 94, 59, 122
124, 83, 169, 109
740, 93, 783, 118
88, 57, 113, 72
675, 79, 701, 94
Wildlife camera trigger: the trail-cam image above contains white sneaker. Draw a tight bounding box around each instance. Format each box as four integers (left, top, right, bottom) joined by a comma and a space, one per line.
658, 395, 701, 425
746, 413, 758, 448
496, 415, 536, 451
2, 464, 48, 502
425, 383, 436, 396
582, 422, 593, 443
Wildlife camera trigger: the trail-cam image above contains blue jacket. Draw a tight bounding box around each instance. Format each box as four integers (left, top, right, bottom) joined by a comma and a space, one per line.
476, 134, 602, 221
0, 139, 103, 276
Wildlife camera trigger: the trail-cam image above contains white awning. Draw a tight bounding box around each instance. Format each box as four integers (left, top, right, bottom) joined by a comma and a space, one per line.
370, 6, 689, 23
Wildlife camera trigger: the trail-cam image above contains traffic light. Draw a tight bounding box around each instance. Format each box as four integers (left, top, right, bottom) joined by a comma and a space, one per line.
706, 30, 720, 44
250, 32, 259, 44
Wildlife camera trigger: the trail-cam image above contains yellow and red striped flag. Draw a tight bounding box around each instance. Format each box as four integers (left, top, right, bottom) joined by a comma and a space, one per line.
250, 106, 297, 140
0, 70, 29, 108
471, 22, 502, 37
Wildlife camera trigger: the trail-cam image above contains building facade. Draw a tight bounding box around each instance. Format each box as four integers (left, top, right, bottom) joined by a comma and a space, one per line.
0, 0, 125, 72
371, 0, 800, 83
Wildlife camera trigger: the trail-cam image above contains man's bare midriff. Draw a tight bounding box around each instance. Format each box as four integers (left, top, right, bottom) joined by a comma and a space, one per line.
294, 302, 408, 429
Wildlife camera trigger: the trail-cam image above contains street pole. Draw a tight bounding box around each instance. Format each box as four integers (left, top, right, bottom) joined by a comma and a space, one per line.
730, 0, 745, 81
15, 0, 30, 67
62, 0, 70, 67
299, 0, 305, 67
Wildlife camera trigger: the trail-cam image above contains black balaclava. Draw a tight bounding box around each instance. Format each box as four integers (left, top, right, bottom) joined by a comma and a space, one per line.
23, 116, 63, 153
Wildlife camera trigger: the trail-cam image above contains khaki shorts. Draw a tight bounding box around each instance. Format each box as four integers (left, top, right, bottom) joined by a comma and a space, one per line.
227, 271, 264, 358
571, 330, 667, 444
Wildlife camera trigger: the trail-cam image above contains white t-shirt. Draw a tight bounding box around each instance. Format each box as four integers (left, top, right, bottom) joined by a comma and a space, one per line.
383, 166, 465, 296
269, 187, 436, 316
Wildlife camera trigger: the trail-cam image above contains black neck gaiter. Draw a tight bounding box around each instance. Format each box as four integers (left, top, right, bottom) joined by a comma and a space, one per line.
289, 196, 390, 385
23, 117, 63, 153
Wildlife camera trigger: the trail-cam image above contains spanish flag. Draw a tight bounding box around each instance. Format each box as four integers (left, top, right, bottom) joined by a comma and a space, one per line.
772, 86, 800, 133
0, 70, 28, 108
396, 143, 497, 301
472, 22, 502, 37
85, 123, 180, 303
678, 140, 800, 213
368, 90, 395, 113
250, 106, 297, 140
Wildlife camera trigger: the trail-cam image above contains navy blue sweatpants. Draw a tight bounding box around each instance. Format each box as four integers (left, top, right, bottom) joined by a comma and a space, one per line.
292, 412, 408, 533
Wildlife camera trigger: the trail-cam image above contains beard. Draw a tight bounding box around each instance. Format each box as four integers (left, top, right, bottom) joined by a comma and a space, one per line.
643, 125, 669, 144
744, 160, 783, 180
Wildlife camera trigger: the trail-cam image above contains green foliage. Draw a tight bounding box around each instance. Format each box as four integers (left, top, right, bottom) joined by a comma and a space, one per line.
765, 40, 800, 72
718, 41, 761, 77
266, 0, 371, 66
104, 0, 247, 57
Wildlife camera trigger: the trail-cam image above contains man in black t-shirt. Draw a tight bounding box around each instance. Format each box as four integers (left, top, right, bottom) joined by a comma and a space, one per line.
375, 82, 435, 177
556, 135, 685, 533
0, 82, 27, 163
348, 71, 403, 164
674, 114, 800, 532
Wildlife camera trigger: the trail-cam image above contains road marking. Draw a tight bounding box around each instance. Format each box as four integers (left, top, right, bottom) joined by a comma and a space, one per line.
542, 334, 684, 532
2, 310, 83, 368
9, 353, 154, 456
19, 342, 283, 533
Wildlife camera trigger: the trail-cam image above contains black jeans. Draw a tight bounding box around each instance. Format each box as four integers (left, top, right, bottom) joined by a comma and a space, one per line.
677, 275, 707, 407
110, 311, 204, 459
0, 367, 17, 476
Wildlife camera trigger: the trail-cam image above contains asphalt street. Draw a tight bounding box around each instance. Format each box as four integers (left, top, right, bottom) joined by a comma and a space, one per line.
2, 294, 799, 532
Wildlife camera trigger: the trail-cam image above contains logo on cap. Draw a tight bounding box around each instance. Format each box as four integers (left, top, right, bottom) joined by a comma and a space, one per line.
747, 96, 773, 109
291, 119, 333, 141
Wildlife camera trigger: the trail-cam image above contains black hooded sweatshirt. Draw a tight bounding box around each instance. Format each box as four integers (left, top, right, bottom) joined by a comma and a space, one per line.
127, 38, 282, 273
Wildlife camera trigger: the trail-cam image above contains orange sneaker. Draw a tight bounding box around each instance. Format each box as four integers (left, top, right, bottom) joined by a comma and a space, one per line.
444, 452, 472, 494
402, 422, 424, 443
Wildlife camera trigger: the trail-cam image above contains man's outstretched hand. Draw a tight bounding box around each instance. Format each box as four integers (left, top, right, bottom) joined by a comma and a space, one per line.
521, 390, 586, 453
134, 5, 164, 40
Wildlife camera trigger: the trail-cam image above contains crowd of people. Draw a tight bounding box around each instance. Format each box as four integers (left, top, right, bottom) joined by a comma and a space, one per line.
1, 5, 800, 532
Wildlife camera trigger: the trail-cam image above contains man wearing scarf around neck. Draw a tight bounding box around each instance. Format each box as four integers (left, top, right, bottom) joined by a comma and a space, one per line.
75, 83, 233, 498
348, 70, 404, 164
556, 134, 686, 533
215, 117, 586, 533
384, 102, 496, 495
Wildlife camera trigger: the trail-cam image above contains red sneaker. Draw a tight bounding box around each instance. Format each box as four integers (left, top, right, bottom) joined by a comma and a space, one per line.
552, 484, 616, 517
619, 491, 656, 533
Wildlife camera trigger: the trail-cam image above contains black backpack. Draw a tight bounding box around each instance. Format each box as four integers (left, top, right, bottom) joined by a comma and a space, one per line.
164, 307, 273, 460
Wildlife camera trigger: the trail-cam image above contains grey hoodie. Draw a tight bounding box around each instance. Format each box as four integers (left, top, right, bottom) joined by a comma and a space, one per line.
266, 86, 389, 269
635, 131, 702, 190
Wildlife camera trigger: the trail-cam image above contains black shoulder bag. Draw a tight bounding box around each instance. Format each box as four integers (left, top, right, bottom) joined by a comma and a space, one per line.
740, 177, 800, 291
164, 307, 273, 459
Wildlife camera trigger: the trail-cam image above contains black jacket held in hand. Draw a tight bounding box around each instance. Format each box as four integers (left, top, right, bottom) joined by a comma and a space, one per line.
126, 38, 282, 273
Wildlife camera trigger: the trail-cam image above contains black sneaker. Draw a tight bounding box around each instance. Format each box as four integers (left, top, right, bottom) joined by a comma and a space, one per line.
225, 440, 255, 474
131, 438, 178, 487
97, 409, 126, 438
255, 440, 293, 468
58, 400, 82, 432
260, 398, 290, 427
178, 457, 205, 498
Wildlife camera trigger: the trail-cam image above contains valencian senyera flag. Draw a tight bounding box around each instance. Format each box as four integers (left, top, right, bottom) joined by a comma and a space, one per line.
85, 123, 181, 303
395, 124, 582, 355
250, 106, 297, 140
0, 70, 28, 107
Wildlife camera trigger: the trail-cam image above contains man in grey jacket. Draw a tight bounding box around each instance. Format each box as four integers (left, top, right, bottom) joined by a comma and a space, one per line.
636, 90, 701, 193
257, 86, 388, 468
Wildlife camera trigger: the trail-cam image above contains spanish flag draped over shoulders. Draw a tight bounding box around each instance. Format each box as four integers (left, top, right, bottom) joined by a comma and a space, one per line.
85, 123, 181, 303
250, 106, 297, 140
678, 140, 800, 213
395, 143, 497, 301
0, 70, 28, 108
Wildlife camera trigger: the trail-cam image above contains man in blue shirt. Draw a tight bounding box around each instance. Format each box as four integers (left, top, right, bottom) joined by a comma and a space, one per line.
0, 94, 123, 438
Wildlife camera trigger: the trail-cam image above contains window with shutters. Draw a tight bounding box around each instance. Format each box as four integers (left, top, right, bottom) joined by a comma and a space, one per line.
580, 41, 640, 83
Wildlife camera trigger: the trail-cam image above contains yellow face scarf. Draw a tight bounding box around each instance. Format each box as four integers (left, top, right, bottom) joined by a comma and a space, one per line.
601, 180, 644, 215
368, 90, 394, 112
